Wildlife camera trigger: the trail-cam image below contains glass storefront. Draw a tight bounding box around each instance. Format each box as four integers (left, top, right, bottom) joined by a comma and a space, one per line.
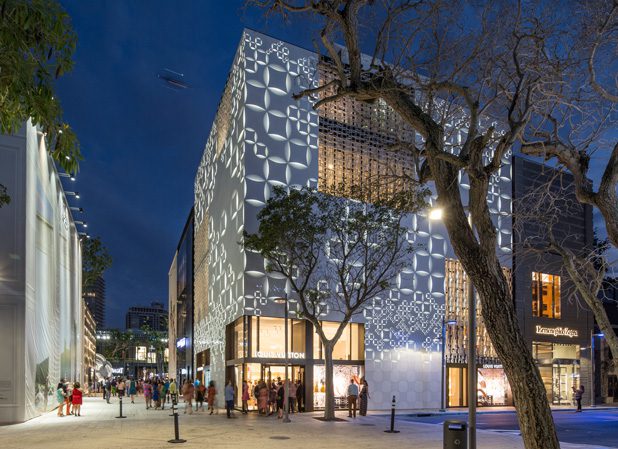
226, 316, 365, 411
447, 365, 513, 407
533, 342, 580, 405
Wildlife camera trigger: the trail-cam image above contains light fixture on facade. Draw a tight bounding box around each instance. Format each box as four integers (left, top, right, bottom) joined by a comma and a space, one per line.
75, 220, 88, 228
59, 173, 76, 181
429, 208, 443, 220
70, 207, 84, 213
66, 191, 80, 199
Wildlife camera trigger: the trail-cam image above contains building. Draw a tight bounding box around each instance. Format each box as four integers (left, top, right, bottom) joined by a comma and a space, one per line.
125, 302, 168, 332
0, 121, 83, 423
598, 278, 618, 404
82, 301, 97, 387
168, 210, 194, 384
186, 29, 593, 411
84, 276, 106, 328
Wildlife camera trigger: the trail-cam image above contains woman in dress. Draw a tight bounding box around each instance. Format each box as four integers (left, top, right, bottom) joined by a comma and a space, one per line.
207, 381, 217, 415
129, 377, 137, 404
152, 380, 161, 409
56, 383, 66, 417
143, 380, 153, 409
359, 378, 370, 416
258, 381, 269, 415
196, 381, 206, 412
241, 380, 250, 414
72, 382, 83, 416
182, 379, 194, 414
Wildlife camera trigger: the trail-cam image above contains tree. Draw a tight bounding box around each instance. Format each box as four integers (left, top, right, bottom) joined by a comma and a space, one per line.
0, 0, 81, 206
100, 329, 134, 362
244, 185, 425, 420
82, 236, 112, 291
253, 1, 575, 446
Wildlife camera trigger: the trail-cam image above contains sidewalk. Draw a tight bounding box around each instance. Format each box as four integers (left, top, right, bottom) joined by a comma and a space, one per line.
0, 397, 612, 449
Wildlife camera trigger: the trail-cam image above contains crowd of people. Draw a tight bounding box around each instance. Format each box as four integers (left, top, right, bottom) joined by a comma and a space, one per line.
56, 375, 371, 419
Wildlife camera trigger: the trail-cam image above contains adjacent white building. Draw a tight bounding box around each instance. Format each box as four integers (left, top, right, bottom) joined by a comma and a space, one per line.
0, 121, 83, 423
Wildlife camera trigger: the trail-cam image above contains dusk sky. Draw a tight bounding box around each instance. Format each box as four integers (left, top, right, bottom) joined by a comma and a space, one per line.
55, 1, 616, 329
55, 1, 317, 328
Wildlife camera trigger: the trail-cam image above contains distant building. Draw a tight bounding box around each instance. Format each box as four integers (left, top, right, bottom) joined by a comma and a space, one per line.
125, 302, 168, 332
598, 278, 618, 404
82, 301, 97, 386
0, 121, 82, 423
84, 276, 106, 328
168, 209, 194, 384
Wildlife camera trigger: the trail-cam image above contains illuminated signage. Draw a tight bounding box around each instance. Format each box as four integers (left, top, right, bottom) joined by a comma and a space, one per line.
535, 325, 578, 338
176, 338, 187, 348
111, 368, 124, 374
255, 351, 305, 359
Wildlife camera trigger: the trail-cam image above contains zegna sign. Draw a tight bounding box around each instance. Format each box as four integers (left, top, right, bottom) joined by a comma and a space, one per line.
255, 351, 305, 359
535, 325, 579, 338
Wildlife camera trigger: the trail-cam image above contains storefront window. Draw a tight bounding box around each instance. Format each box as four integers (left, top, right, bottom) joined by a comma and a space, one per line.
313, 322, 365, 361
135, 346, 147, 361
532, 272, 561, 319
313, 364, 362, 409
234, 318, 244, 359
533, 342, 580, 405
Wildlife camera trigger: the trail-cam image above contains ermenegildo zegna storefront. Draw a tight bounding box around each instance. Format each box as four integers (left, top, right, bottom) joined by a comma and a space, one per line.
222, 316, 365, 411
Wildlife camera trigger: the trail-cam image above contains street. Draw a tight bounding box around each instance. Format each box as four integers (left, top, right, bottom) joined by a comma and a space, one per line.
0, 396, 614, 449
402, 409, 618, 448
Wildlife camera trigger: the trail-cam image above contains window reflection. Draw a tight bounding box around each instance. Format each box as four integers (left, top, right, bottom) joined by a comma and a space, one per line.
532, 272, 561, 319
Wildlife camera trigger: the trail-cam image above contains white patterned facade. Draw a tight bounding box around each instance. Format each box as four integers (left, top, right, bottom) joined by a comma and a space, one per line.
193, 29, 512, 409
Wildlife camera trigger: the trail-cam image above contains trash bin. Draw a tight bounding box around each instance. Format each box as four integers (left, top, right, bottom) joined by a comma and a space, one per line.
443, 420, 467, 449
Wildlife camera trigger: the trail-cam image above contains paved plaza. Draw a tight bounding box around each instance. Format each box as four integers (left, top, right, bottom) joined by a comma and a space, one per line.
0, 396, 615, 449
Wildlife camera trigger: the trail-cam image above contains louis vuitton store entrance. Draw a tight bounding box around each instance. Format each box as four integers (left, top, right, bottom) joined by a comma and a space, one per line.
225, 316, 365, 411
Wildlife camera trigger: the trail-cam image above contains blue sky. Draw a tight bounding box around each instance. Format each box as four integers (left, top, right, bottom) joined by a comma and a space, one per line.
55, 1, 615, 328
56, 1, 316, 328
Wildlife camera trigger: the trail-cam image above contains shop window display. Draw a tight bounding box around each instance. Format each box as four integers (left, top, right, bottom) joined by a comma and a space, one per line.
313, 364, 362, 409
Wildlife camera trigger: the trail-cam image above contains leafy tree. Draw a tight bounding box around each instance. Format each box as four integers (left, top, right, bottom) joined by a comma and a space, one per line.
100, 329, 134, 361
244, 185, 426, 420
82, 236, 112, 291
0, 0, 81, 206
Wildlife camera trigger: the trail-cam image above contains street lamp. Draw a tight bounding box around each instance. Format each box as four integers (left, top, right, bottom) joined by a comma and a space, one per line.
274, 293, 291, 423
440, 317, 458, 412
430, 204, 476, 449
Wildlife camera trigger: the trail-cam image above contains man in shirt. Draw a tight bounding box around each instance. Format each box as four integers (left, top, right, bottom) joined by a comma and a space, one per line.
347, 379, 359, 418
224, 380, 235, 418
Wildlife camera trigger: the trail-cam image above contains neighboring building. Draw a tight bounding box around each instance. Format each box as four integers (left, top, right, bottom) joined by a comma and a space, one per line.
168, 210, 194, 384
84, 276, 106, 328
125, 302, 168, 332
598, 278, 618, 404
96, 329, 169, 379
0, 121, 83, 423
82, 301, 97, 387
185, 29, 593, 411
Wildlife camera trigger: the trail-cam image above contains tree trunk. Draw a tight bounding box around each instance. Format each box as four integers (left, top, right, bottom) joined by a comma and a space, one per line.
323, 342, 336, 420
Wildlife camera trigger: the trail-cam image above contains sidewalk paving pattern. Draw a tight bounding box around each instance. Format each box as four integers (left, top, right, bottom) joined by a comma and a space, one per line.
0, 397, 614, 449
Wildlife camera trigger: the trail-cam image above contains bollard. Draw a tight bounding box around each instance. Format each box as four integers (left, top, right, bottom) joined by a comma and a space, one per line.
169, 394, 177, 417
168, 402, 186, 444
115, 395, 126, 419
384, 395, 400, 433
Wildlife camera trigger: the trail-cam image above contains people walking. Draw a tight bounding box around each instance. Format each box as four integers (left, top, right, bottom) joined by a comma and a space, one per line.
129, 378, 137, 404
182, 379, 195, 414
207, 381, 217, 415
573, 384, 585, 412
347, 378, 359, 418
296, 380, 304, 412
225, 380, 235, 418
258, 381, 269, 415
359, 378, 370, 416
56, 383, 66, 417
269, 383, 277, 416
241, 380, 250, 414
117, 378, 125, 398
276, 381, 285, 419
153, 380, 161, 409
65, 381, 73, 415
72, 382, 83, 416
161, 379, 168, 410
104, 378, 111, 404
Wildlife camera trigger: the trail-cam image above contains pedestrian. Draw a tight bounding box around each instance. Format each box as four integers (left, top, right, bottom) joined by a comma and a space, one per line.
129, 377, 137, 404
111, 378, 117, 397
105, 378, 111, 403
161, 379, 168, 410
225, 380, 235, 418
269, 383, 277, 416
72, 382, 83, 416
196, 381, 206, 412
64, 381, 73, 415
153, 380, 161, 409
288, 380, 297, 413
182, 379, 195, 414
241, 380, 250, 414
56, 383, 66, 417
143, 380, 153, 409
359, 378, 370, 416
207, 381, 217, 415
117, 378, 126, 398
258, 381, 269, 415
169, 379, 178, 404
277, 381, 285, 419
573, 384, 585, 412
296, 380, 304, 412
347, 378, 359, 418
